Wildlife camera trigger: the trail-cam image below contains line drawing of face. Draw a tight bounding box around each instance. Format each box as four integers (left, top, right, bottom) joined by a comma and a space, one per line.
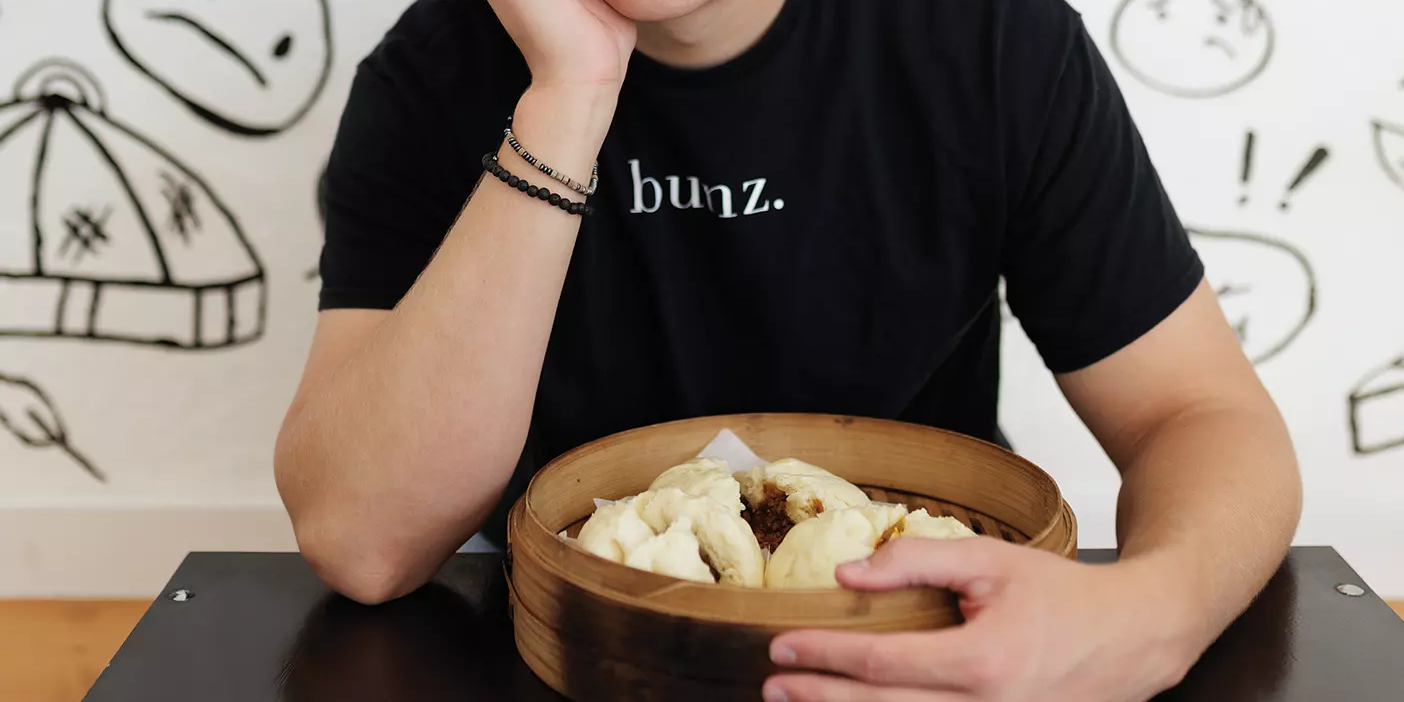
1373, 120, 1404, 192
1112, 0, 1274, 98
1188, 227, 1314, 365
102, 0, 332, 136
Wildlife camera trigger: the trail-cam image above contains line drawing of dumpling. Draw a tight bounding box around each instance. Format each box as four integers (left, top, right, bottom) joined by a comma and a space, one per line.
0, 59, 265, 349
1373, 120, 1404, 192
1111, 0, 1274, 99
103, 0, 332, 136
1348, 352, 1404, 456
1188, 227, 1315, 365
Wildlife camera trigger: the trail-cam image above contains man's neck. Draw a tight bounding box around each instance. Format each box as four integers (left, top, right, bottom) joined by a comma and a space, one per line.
635, 0, 788, 69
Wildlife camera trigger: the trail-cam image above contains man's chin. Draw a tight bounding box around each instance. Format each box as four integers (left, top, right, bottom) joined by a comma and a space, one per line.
603, 0, 711, 22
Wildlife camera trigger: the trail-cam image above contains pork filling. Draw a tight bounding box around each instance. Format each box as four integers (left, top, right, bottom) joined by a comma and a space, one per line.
874, 519, 904, 550
744, 484, 814, 551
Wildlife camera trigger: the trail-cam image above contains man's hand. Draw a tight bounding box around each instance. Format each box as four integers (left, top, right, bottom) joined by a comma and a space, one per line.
487, 0, 636, 89
764, 537, 1208, 702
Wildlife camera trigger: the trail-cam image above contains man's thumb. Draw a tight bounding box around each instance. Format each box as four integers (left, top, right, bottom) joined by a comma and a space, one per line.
835, 535, 1010, 597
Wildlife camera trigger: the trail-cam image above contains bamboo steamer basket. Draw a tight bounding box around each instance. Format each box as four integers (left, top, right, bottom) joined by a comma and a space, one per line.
506, 413, 1076, 701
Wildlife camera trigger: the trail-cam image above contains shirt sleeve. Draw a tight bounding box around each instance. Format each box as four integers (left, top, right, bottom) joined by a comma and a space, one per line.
999, 6, 1204, 374
317, 35, 470, 311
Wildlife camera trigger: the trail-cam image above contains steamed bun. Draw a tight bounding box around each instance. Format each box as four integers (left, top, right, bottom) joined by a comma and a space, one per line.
573, 485, 766, 587
648, 458, 743, 513
622, 517, 717, 584
894, 508, 979, 540
764, 503, 909, 589
575, 497, 655, 563
737, 458, 870, 524
574, 448, 977, 591
736, 458, 871, 552
634, 488, 765, 587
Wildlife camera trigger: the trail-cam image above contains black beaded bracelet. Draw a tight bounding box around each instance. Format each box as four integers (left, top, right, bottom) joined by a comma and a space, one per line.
481, 152, 594, 217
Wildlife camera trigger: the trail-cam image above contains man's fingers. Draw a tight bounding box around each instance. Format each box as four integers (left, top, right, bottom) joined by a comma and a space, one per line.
835, 536, 1011, 596
763, 673, 974, 702
771, 628, 989, 690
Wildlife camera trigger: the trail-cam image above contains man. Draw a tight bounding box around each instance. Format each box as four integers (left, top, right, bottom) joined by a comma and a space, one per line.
274, 0, 1302, 699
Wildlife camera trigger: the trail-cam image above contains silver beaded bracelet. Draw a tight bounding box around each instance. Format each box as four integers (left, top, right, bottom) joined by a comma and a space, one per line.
503, 116, 598, 197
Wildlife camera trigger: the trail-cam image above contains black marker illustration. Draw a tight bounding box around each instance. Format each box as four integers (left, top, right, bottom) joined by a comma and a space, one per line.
0, 59, 266, 349
103, 0, 332, 137
1372, 120, 1404, 193
1112, 0, 1274, 99
1189, 227, 1315, 365
1196, 130, 1327, 364
0, 373, 105, 482
1236, 130, 1332, 210
1349, 353, 1404, 455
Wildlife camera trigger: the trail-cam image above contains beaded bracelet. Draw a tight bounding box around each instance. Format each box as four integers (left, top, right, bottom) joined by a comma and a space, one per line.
504, 115, 598, 197
482, 152, 594, 217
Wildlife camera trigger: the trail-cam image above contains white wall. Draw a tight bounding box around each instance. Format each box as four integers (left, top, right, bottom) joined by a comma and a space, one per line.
1002, 0, 1404, 596
0, 0, 418, 596
0, 0, 1400, 598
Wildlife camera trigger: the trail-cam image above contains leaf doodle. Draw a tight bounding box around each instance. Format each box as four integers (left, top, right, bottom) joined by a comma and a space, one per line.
0, 373, 105, 482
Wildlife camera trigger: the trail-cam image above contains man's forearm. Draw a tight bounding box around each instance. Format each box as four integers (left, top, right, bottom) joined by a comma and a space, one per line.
1113, 401, 1302, 650
275, 85, 619, 602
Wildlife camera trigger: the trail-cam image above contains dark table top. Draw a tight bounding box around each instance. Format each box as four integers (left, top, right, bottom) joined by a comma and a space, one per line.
85, 547, 1404, 702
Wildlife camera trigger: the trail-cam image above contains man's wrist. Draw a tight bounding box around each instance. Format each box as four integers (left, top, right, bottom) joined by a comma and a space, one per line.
508, 83, 620, 168
1107, 551, 1218, 670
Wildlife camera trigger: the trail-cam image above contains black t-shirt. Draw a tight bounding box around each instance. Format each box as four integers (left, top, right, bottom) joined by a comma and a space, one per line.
319, 0, 1203, 547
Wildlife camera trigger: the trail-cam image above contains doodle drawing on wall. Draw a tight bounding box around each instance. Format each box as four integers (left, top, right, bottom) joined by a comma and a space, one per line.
0, 373, 104, 482
103, 0, 333, 137
0, 59, 266, 349
1236, 129, 1332, 211
1111, 0, 1273, 99
1196, 130, 1327, 365
1373, 120, 1404, 193
1189, 227, 1314, 365
1349, 353, 1404, 455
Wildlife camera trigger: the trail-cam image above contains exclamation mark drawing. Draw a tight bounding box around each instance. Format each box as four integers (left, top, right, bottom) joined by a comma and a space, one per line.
1238, 130, 1255, 206
1279, 147, 1330, 211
